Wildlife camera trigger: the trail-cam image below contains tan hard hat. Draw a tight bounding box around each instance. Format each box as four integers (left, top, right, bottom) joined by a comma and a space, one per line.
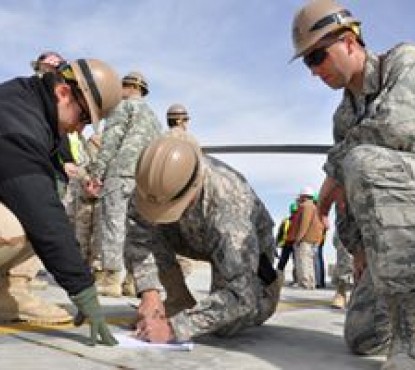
167, 103, 189, 122
69, 59, 122, 124
122, 71, 149, 96
291, 0, 360, 59
135, 133, 204, 224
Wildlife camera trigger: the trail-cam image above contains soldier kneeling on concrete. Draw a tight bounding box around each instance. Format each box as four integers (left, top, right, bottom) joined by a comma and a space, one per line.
0, 203, 71, 324
124, 132, 283, 343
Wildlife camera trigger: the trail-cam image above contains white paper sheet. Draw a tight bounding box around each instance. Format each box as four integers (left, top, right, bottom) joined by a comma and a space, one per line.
114, 332, 194, 351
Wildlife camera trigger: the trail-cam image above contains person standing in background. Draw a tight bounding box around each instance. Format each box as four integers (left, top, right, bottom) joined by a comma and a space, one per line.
86, 70, 162, 297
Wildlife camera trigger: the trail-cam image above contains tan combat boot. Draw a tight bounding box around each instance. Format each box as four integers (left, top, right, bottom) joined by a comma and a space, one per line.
159, 264, 196, 317
0, 276, 72, 324
97, 270, 123, 297
331, 282, 347, 309
122, 272, 136, 297
28, 276, 48, 290
382, 293, 415, 370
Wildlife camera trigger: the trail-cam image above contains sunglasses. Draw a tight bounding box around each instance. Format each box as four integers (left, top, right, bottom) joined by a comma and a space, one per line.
303, 37, 345, 68
71, 86, 91, 124
58, 63, 91, 124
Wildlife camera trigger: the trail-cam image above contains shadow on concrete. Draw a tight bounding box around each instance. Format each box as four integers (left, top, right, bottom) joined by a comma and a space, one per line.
195, 324, 384, 370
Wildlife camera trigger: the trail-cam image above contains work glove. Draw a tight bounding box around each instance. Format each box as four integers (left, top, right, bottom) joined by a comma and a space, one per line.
71, 285, 118, 346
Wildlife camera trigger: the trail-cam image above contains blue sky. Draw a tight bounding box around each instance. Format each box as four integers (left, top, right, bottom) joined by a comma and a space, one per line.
1, 1, 414, 260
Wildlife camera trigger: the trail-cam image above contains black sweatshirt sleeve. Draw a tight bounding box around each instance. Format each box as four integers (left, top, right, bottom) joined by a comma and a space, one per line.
0, 174, 93, 295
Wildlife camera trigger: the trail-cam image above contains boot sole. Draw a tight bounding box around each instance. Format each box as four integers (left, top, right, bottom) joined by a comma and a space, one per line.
100, 292, 122, 298
0, 314, 73, 325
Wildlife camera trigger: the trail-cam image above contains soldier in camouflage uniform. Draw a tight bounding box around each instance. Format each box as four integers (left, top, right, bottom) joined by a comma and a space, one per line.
86, 71, 162, 297
67, 132, 103, 271
124, 132, 282, 343
292, 1, 415, 367
166, 103, 190, 131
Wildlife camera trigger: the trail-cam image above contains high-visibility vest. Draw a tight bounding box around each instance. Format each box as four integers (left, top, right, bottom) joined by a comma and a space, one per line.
67, 132, 81, 164
276, 218, 291, 247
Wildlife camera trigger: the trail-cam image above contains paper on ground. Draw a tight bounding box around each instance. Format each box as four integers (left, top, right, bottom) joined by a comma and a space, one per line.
114, 332, 194, 351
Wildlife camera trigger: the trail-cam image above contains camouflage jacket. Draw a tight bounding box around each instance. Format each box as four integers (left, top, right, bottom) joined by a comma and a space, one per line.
88, 95, 162, 180
124, 155, 275, 340
324, 43, 415, 183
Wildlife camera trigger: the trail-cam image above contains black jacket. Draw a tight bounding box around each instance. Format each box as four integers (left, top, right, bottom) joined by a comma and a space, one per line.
0, 74, 93, 295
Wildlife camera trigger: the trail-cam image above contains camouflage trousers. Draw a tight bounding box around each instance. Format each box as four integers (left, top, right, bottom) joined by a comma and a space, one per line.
294, 241, 317, 289
99, 177, 135, 272
344, 267, 390, 355
65, 179, 102, 270
343, 145, 415, 295
331, 241, 353, 289
147, 227, 278, 338
211, 264, 279, 337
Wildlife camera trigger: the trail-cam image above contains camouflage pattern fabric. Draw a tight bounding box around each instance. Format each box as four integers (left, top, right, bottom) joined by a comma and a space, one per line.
88, 96, 161, 272
343, 145, 415, 295
335, 210, 362, 255
64, 134, 102, 268
323, 44, 415, 295
294, 242, 316, 289
87, 96, 162, 180
331, 232, 353, 288
345, 268, 390, 355
99, 177, 135, 271
124, 155, 278, 341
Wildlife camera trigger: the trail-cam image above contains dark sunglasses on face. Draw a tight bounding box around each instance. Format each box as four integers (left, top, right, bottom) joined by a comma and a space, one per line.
303, 37, 345, 68
303, 47, 328, 68
71, 86, 91, 124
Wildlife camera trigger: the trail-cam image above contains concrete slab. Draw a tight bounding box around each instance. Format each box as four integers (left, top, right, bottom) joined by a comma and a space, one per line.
0, 263, 386, 369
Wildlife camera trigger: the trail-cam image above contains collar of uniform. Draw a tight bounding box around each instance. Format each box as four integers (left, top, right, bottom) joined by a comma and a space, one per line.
360, 50, 382, 98
125, 94, 143, 102
343, 50, 381, 111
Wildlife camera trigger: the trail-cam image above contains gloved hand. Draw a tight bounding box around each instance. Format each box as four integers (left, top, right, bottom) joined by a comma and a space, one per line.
71, 285, 118, 346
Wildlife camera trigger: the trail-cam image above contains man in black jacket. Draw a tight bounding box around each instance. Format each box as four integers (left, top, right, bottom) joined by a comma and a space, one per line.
0, 58, 122, 345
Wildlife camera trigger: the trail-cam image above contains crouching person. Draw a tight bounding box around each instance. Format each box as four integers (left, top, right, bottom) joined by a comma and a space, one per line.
0, 203, 71, 323
0, 58, 122, 345
125, 132, 283, 343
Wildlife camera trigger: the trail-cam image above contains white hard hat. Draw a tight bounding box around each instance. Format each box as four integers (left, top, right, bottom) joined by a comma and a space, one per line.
300, 186, 315, 197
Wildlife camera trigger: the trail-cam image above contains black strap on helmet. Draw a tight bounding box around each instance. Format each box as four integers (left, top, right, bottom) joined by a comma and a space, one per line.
310, 9, 353, 32
78, 59, 102, 109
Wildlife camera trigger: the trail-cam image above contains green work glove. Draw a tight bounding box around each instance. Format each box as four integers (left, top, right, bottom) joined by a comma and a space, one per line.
71, 285, 118, 346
